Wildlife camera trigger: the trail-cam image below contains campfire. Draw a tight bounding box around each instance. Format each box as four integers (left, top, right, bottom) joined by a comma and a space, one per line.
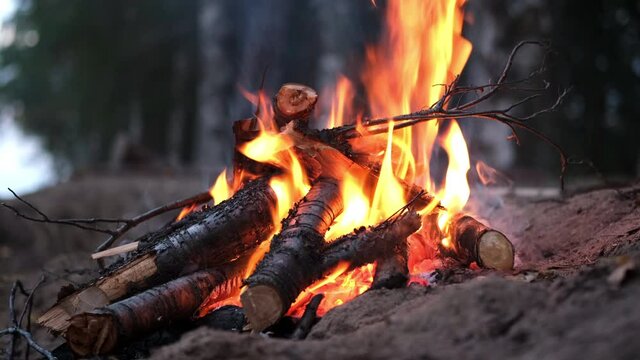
22, 0, 565, 357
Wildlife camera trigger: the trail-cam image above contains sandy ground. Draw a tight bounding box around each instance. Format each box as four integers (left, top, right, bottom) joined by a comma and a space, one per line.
1, 174, 639, 359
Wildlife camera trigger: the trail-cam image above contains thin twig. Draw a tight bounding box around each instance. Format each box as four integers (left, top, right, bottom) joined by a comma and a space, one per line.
2, 277, 56, 360
0, 189, 212, 268
324, 41, 569, 189
93, 191, 212, 268
0, 328, 56, 360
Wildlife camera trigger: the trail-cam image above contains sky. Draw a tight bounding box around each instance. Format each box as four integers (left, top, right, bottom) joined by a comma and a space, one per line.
0, 0, 56, 199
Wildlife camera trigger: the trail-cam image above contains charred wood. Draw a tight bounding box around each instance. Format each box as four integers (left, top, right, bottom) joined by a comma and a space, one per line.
242, 178, 344, 332
291, 294, 324, 340
65, 258, 247, 357
38, 178, 277, 333
371, 238, 409, 290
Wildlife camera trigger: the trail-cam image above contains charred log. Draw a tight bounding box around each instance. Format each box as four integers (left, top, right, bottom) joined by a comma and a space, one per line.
320, 211, 421, 273
371, 239, 409, 290
65, 257, 247, 357
438, 214, 514, 270
242, 178, 344, 332
39, 178, 277, 333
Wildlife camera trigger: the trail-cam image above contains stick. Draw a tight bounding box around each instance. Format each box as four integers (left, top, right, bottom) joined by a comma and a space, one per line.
0, 277, 55, 360
91, 242, 139, 260
291, 294, 324, 340
38, 178, 277, 333
242, 177, 344, 332
0, 188, 213, 267
370, 238, 408, 290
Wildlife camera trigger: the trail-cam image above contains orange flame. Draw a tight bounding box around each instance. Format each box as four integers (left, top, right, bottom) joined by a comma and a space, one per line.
199, 0, 475, 318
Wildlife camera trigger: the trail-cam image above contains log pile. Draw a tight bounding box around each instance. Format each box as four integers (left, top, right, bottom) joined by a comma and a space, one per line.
35, 83, 515, 356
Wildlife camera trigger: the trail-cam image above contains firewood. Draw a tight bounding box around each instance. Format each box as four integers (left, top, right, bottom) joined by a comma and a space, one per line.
370, 239, 409, 290
243, 211, 421, 333
438, 214, 514, 270
284, 124, 437, 210
320, 211, 421, 274
38, 178, 277, 333
65, 258, 247, 357
242, 178, 344, 332
274, 83, 318, 128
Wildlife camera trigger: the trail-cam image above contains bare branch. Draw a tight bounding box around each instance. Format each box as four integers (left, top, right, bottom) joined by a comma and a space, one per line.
2, 277, 56, 360
1, 188, 213, 268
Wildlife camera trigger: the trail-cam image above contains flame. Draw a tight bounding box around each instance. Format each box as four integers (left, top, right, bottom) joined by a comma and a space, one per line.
327, 76, 355, 128
304, 0, 472, 315
199, 0, 475, 319
176, 204, 198, 221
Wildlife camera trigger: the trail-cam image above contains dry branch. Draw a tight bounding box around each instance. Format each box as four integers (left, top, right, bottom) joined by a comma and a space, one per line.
0, 276, 55, 360
242, 177, 344, 332
291, 293, 324, 340
38, 178, 277, 333
65, 257, 248, 357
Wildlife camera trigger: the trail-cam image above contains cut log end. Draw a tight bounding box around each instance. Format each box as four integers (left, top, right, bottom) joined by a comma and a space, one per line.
240, 285, 285, 333
477, 230, 514, 270
274, 83, 318, 127
66, 312, 118, 357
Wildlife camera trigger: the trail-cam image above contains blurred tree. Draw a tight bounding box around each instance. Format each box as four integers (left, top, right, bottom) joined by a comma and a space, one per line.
0, 0, 199, 169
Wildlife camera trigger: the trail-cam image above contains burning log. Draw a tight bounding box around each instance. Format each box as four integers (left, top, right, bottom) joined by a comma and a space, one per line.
38, 178, 277, 333
438, 214, 514, 270
274, 83, 318, 128
243, 211, 421, 332
242, 178, 344, 332
65, 258, 248, 357
320, 211, 421, 274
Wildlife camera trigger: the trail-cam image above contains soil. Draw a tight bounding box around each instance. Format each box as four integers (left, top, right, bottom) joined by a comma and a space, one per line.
1, 174, 639, 359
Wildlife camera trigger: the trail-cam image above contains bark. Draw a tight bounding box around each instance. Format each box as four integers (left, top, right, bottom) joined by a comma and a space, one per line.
319, 211, 421, 274
65, 258, 247, 357
242, 178, 344, 332
438, 214, 514, 270
39, 178, 277, 333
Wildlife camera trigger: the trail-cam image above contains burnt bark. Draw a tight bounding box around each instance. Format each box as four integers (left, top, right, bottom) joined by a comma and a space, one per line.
65, 258, 247, 357
242, 177, 344, 332
39, 178, 277, 333
320, 211, 421, 274
371, 239, 409, 290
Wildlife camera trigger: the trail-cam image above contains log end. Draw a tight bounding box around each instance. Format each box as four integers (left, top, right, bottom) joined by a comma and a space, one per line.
240, 285, 284, 333
275, 83, 318, 126
477, 230, 514, 270
66, 312, 119, 356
